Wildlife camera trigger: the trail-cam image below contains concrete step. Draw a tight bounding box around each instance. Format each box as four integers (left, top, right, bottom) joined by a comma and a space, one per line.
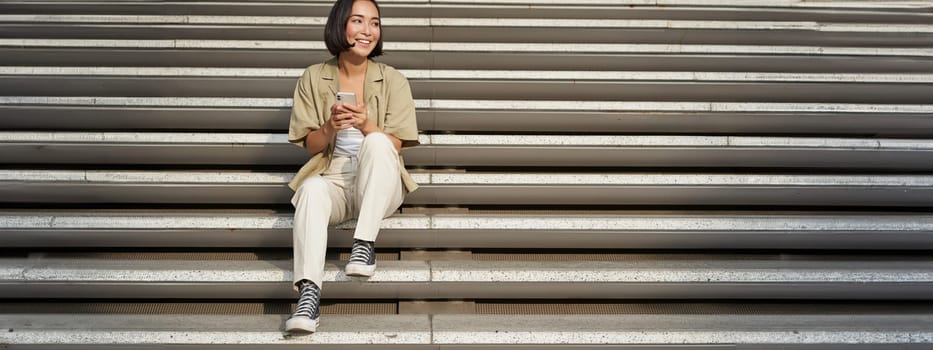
3, 97, 932, 135
4, 313, 933, 348
2, 170, 933, 206
0, 300, 399, 315
4, 300, 931, 315
4, 39, 932, 57
1, 256, 931, 299
6, 15, 933, 29
6, 48, 933, 73
5, 16, 933, 46
3, 132, 932, 169
1, 0, 929, 19
2, 314, 432, 348
5, 14, 932, 29
3, 210, 932, 249
5, 67, 933, 102
10, 66, 933, 83
431, 314, 933, 347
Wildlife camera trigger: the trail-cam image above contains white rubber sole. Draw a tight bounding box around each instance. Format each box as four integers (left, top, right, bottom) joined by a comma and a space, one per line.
285, 315, 318, 334
345, 262, 377, 277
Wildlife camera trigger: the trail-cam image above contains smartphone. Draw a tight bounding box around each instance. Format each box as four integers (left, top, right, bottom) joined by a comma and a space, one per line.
336, 92, 357, 105
335, 92, 357, 132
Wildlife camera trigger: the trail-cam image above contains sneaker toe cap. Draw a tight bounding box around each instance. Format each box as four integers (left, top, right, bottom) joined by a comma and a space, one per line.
285, 316, 319, 333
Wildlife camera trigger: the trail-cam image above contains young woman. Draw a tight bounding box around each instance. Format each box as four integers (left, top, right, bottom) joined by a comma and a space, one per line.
284, 0, 419, 333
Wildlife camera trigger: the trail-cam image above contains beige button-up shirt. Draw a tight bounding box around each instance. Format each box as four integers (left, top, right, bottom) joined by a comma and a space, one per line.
287, 58, 420, 192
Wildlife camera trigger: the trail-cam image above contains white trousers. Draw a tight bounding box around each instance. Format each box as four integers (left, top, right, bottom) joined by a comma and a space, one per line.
290, 132, 404, 290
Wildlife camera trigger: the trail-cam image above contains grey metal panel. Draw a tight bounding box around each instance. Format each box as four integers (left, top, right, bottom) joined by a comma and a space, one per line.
6, 227, 933, 250
0, 143, 310, 166
407, 146, 933, 169
7, 76, 933, 103
428, 7, 933, 22
0, 228, 299, 248
3, 178, 933, 206
1, 257, 930, 299
427, 282, 933, 300
0, 282, 430, 299
414, 81, 933, 103
3, 211, 933, 249
0, 182, 293, 204
0, 76, 293, 98
429, 27, 933, 46
1, 281, 931, 300
1, 1, 931, 21
0, 25, 426, 43
5, 49, 933, 73
0, 2, 338, 17
4, 24, 933, 47
4, 107, 933, 135
425, 110, 933, 135
0, 106, 290, 131
438, 346, 915, 350
418, 229, 933, 250
2, 259, 932, 298
405, 185, 933, 207
4, 141, 933, 169
0, 182, 892, 206
425, 52, 933, 73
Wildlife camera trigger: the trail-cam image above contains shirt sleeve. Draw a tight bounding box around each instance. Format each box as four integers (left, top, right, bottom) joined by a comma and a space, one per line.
383, 69, 420, 149
288, 68, 322, 149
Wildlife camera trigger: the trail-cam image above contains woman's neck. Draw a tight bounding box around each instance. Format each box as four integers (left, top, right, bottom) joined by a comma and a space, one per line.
338, 54, 368, 78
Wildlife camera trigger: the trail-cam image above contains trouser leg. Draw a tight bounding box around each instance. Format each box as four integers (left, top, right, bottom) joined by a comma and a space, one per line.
353, 132, 404, 242
291, 175, 347, 290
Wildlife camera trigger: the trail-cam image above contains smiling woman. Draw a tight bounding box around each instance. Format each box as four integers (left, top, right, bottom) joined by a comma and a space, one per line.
284, 0, 420, 335
324, 0, 384, 59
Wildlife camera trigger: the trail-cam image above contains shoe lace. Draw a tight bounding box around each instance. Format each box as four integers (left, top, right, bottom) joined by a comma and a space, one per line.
293, 280, 320, 319
349, 239, 375, 265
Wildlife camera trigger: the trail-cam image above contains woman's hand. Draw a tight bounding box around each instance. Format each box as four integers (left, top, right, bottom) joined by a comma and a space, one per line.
301, 102, 358, 155
326, 100, 401, 153
325, 104, 352, 134
332, 102, 377, 135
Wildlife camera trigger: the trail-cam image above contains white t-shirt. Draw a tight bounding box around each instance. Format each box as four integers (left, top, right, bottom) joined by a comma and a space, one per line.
333, 127, 364, 156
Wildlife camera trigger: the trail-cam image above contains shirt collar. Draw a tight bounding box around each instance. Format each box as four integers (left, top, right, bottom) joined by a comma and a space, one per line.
321, 57, 384, 96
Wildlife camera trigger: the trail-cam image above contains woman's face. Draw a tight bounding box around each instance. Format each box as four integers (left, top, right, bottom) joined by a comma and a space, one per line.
344, 0, 381, 58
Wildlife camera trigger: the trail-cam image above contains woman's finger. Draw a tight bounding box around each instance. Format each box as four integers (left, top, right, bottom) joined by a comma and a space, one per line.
342, 103, 365, 113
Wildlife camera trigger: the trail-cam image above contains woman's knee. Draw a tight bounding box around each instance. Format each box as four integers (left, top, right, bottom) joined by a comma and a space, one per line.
291, 175, 330, 207
362, 132, 393, 150
297, 176, 329, 195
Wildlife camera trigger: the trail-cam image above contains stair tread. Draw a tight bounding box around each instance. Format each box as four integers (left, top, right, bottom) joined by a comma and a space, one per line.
4, 169, 932, 185
3, 15, 930, 29
5, 211, 932, 230
2, 257, 931, 283
4, 96, 932, 114
3, 313, 933, 346
9, 67, 933, 83
5, 211, 932, 250
4, 39, 933, 57
3, 132, 931, 151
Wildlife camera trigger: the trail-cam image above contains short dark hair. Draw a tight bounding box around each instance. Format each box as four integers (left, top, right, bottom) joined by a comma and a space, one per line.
324, 0, 384, 58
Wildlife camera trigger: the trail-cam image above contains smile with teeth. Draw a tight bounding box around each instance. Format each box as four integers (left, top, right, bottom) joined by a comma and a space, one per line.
357, 39, 372, 45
